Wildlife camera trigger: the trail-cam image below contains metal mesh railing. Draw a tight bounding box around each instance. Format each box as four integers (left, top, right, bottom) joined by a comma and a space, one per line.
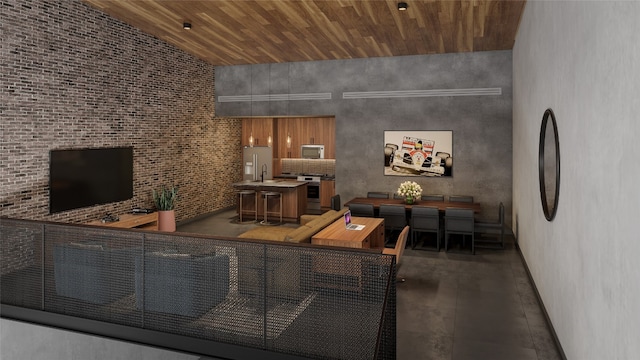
1, 218, 396, 360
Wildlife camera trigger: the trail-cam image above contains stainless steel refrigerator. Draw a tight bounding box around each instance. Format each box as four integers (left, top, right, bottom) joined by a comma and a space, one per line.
243, 146, 273, 181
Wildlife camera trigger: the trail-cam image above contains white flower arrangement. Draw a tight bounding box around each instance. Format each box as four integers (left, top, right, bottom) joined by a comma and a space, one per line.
397, 181, 422, 199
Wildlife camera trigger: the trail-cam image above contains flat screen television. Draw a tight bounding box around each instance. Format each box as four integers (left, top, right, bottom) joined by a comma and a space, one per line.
49, 147, 134, 213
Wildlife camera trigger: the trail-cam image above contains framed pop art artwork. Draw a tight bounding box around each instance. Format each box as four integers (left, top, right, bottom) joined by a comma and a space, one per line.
383, 131, 453, 177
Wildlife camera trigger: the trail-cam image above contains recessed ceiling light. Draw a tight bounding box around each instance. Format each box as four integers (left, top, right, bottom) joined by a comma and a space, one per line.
398, 2, 408, 11
183, 22, 191, 30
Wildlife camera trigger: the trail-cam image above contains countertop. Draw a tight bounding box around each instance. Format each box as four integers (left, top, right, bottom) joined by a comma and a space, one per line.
232, 180, 308, 188
276, 173, 335, 181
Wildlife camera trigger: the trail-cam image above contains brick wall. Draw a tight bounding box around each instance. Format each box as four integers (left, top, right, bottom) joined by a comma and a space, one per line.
1, 0, 242, 224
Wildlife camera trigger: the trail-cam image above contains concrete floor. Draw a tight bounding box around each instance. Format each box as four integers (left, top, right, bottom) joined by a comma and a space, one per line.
179, 209, 564, 360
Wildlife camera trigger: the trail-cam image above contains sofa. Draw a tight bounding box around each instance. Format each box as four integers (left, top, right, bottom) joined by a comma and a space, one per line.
53, 243, 137, 304
237, 208, 348, 243
135, 251, 230, 317
235, 208, 347, 299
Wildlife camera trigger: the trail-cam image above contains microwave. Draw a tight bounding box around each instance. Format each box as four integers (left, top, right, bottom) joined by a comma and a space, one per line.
301, 144, 325, 159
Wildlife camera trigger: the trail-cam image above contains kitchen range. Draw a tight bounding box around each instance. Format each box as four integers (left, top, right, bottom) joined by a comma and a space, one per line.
296, 174, 322, 214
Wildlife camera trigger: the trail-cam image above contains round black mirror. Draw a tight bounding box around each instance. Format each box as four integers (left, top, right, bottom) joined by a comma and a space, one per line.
539, 108, 560, 221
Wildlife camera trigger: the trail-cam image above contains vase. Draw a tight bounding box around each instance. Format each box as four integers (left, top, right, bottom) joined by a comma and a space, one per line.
405, 196, 414, 205
158, 210, 176, 232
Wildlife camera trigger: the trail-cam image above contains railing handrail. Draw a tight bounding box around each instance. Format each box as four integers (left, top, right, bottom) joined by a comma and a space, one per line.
1, 217, 396, 360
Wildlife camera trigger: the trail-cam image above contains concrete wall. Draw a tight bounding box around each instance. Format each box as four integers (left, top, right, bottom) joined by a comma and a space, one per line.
513, 1, 640, 359
0, 319, 203, 360
216, 51, 513, 224
1, 0, 241, 224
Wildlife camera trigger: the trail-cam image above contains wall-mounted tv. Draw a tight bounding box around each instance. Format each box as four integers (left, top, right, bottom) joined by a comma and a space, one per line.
49, 147, 134, 213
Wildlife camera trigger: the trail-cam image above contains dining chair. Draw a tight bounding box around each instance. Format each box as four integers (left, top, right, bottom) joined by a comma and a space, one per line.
347, 203, 374, 217
379, 204, 407, 246
330, 194, 341, 211
367, 191, 390, 199
421, 194, 445, 202
474, 202, 505, 249
383, 225, 410, 282
444, 208, 475, 254
448, 195, 474, 203
410, 206, 440, 251
393, 193, 404, 200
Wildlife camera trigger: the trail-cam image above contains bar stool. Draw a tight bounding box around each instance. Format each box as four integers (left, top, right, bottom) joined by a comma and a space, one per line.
237, 190, 258, 223
260, 191, 282, 226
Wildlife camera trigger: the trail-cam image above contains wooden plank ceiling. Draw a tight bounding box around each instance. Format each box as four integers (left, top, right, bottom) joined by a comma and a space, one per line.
82, 0, 526, 66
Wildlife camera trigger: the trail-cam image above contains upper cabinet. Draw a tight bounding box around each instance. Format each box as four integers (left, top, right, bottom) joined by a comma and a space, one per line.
241, 118, 275, 147
313, 117, 335, 159
300, 118, 323, 145
276, 118, 301, 158
276, 117, 335, 159
244, 117, 335, 159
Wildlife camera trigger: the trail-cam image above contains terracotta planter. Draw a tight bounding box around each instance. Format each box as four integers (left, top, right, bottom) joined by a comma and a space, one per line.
157, 210, 176, 232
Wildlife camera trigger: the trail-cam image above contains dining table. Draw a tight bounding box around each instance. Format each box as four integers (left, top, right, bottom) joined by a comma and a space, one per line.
344, 197, 482, 213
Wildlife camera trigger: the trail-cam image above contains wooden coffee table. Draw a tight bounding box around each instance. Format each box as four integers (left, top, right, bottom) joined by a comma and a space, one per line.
87, 212, 158, 230
311, 217, 384, 249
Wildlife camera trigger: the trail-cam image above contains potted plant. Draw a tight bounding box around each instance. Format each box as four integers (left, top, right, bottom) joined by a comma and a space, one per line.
153, 185, 178, 232
397, 181, 422, 205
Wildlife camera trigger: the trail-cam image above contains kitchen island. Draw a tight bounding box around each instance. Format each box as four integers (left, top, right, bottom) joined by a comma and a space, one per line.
232, 180, 308, 223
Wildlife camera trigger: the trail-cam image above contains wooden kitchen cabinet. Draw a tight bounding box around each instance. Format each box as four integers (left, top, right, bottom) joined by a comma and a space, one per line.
233, 182, 307, 223
276, 118, 299, 158
276, 117, 335, 159
300, 118, 320, 145
320, 179, 335, 209
303, 117, 335, 158
318, 118, 335, 159
300, 118, 334, 144
242, 118, 275, 147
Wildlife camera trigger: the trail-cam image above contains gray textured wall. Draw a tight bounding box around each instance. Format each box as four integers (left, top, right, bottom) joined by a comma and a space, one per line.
216, 51, 513, 226
514, 2, 640, 359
